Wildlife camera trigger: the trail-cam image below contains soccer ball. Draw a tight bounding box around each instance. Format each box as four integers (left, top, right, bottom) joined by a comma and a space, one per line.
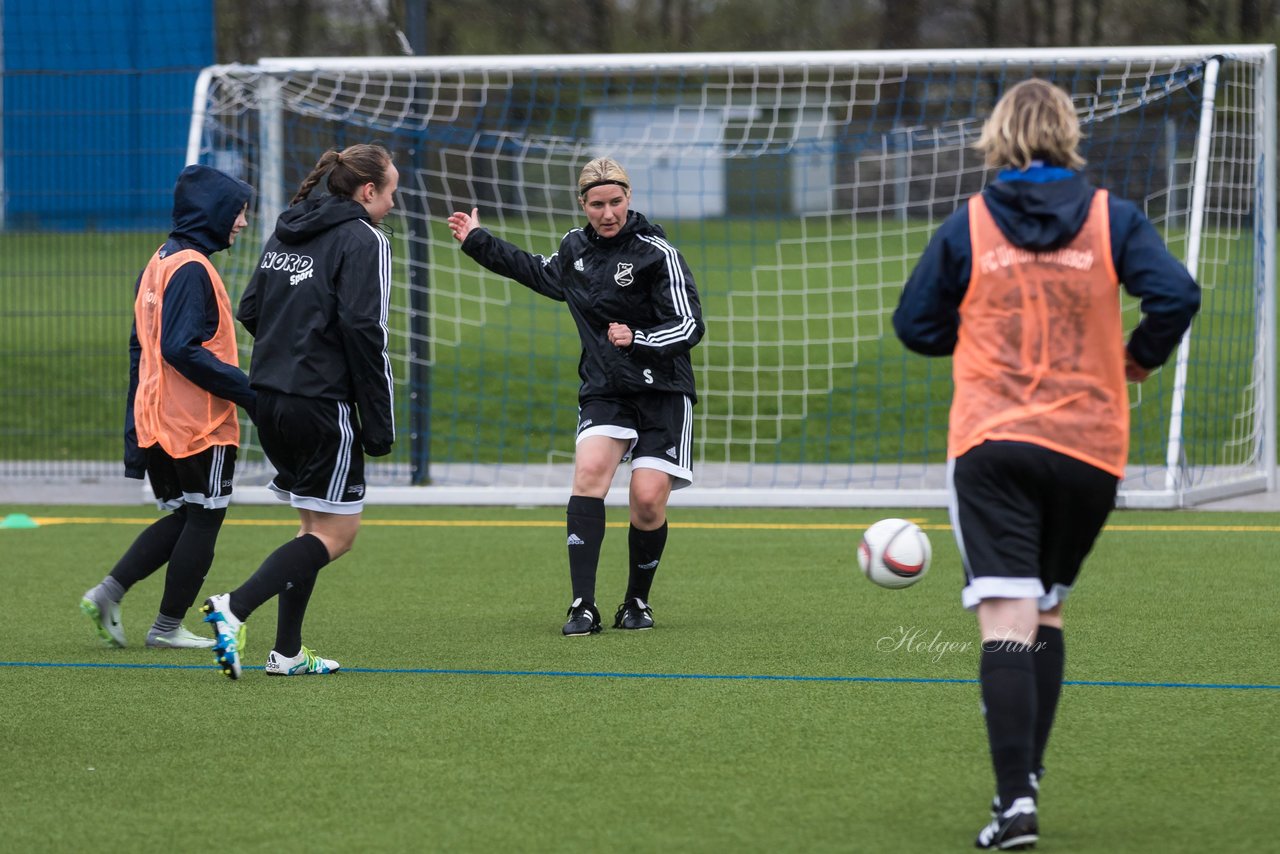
857, 518, 931, 589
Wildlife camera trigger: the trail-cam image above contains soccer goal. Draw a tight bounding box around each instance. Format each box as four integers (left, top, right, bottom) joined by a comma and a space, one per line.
187, 45, 1275, 508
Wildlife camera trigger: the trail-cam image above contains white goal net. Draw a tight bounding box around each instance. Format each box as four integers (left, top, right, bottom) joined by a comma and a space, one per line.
189, 46, 1275, 507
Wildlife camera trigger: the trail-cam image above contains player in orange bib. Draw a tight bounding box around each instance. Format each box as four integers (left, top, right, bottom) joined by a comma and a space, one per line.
894, 79, 1200, 850
80, 164, 255, 650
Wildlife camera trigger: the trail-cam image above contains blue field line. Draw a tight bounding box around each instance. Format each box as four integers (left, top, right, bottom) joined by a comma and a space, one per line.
1, 661, 210, 671
350, 667, 979, 685
1, 660, 1277, 690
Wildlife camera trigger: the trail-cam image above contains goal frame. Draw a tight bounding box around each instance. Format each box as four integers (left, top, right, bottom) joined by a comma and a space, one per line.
187, 45, 1277, 509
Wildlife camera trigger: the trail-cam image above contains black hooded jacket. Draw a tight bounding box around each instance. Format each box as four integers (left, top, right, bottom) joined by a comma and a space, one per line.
123, 164, 255, 477
461, 210, 704, 401
237, 193, 395, 456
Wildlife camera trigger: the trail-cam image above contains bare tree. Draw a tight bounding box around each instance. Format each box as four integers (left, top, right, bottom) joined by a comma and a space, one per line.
1067, 0, 1082, 43
1184, 0, 1211, 39
973, 0, 1003, 46
1241, 0, 1263, 34
216, 0, 1280, 62
880, 0, 922, 49
1025, 0, 1041, 45
635, 0, 698, 50
1088, 0, 1103, 44
1042, 0, 1058, 43
584, 0, 614, 53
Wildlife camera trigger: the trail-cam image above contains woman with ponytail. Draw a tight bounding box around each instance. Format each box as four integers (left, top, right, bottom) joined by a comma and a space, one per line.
201, 143, 400, 680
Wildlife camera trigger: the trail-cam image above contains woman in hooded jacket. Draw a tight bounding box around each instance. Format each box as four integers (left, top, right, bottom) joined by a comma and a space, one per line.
894, 79, 1200, 850
81, 164, 255, 652
202, 143, 399, 680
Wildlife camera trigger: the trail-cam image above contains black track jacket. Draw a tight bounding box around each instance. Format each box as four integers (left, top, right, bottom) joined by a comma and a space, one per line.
237, 194, 395, 455
462, 210, 704, 402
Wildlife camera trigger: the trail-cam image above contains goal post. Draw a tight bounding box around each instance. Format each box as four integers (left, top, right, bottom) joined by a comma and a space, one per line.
187, 46, 1276, 508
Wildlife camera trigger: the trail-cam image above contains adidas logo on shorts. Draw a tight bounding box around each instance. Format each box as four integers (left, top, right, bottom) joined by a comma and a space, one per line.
567, 533, 586, 546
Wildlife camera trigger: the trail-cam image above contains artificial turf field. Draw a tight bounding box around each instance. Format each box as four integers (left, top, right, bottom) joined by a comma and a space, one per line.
1, 503, 1276, 852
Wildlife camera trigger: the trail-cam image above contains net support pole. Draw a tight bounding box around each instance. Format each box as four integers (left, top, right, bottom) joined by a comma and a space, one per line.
185, 63, 228, 165
1259, 47, 1277, 492
1164, 56, 1220, 498
406, 166, 433, 485
1, 22, 7, 232
258, 74, 285, 246
406, 2, 432, 485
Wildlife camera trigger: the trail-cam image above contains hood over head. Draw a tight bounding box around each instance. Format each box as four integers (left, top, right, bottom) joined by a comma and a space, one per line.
170, 164, 253, 254
981, 169, 1095, 252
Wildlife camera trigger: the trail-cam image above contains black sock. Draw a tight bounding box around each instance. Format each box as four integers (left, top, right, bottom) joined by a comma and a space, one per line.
108, 509, 188, 591
158, 505, 226, 620
980, 640, 1037, 807
1031, 625, 1065, 774
626, 521, 667, 603
229, 534, 331, 621
274, 570, 319, 658
566, 495, 606, 603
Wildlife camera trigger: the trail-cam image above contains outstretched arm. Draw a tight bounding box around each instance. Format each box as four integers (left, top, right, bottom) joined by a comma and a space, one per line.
449, 206, 567, 301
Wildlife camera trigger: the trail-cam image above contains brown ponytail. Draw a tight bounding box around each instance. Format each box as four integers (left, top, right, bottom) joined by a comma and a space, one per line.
291, 143, 394, 206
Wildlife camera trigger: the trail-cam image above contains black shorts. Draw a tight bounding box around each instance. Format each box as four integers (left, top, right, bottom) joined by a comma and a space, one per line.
949, 440, 1118, 611
576, 392, 695, 489
145, 444, 237, 510
255, 391, 367, 515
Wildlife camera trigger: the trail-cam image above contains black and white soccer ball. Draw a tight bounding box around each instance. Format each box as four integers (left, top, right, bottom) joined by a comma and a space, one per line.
857, 518, 931, 589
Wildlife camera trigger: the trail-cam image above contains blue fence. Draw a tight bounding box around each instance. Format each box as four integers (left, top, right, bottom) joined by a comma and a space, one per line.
2, 0, 212, 229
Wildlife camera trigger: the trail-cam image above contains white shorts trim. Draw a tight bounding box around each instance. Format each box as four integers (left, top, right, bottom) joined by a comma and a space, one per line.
1038, 582, 1074, 611
292, 495, 363, 515
961, 576, 1046, 611
631, 455, 693, 490
267, 480, 363, 515
156, 493, 232, 511
577, 424, 639, 460
180, 490, 232, 510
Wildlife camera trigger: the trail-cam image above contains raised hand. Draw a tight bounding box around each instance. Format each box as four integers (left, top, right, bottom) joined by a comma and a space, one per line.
447, 207, 480, 244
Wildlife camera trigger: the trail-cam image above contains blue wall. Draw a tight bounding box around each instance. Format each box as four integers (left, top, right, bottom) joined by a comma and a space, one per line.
2, 0, 213, 229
